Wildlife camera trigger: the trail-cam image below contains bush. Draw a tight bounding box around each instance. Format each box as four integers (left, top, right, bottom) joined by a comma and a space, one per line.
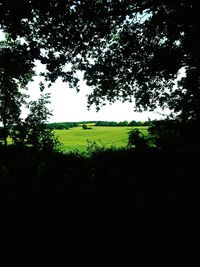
148, 120, 200, 150
128, 129, 148, 149
82, 124, 92, 130
86, 140, 106, 155
11, 94, 61, 152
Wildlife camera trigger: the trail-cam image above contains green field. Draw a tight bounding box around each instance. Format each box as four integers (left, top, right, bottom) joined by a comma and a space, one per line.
54, 126, 148, 152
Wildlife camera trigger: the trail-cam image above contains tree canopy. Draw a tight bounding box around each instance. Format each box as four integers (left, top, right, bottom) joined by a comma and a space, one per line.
0, 36, 34, 145
0, 0, 199, 121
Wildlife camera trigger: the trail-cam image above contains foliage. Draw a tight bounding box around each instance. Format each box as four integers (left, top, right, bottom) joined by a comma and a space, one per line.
94, 120, 148, 127
0, 1, 198, 207
0, 76, 20, 144
86, 140, 107, 156
95, 121, 117, 127
82, 124, 92, 130
47, 120, 150, 128
0, 1, 200, 121
1, 142, 197, 209
47, 122, 78, 130
128, 129, 148, 149
148, 119, 200, 150
11, 93, 60, 152
0, 35, 35, 84
0, 36, 34, 145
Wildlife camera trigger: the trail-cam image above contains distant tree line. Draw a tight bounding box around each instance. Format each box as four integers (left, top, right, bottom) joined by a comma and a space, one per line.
0, 119, 151, 137
45, 120, 151, 130
94, 120, 151, 127
46, 122, 79, 130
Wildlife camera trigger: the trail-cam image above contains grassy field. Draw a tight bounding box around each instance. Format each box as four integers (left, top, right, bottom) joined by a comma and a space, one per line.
54, 126, 148, 152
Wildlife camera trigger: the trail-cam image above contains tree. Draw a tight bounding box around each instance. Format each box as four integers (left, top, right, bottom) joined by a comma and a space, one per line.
12, 93, 60, 152
26, 93, 59, 151
82, 123, 92, 130
0, 1, 200, 121
128, 129, 148, 149
129, 121, 139, 127
148, 119, 200, 150
0, 34, 35, 145
0, 74, 21, 145
118, 121, 128, 127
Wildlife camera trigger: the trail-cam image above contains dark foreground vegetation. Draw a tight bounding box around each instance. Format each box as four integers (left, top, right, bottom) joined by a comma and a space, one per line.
0, 120, 199, 210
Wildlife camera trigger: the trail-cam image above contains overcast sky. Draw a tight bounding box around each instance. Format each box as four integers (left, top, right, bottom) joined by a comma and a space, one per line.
23, 64, 166, 123
1, 30, 166, 122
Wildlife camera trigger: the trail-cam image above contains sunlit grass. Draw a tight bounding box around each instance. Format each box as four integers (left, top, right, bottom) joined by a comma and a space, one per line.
54, 126, 148, 152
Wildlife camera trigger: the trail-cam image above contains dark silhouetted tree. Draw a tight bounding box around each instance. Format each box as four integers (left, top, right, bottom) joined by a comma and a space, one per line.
25, 93, 59, 151
82, 124, 92, 130
0, 74, 21, 145
0, 37, 33, 145
128, 129, 148, 149
0, 1, 200, 121
12, 93, 60, 152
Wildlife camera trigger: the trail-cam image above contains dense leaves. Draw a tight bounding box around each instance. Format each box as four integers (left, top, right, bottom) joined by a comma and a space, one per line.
0, 75, 22, 145
128, 128, 148, 149
11, 93, 60, 152
0, 35, 35, 145
1, 0, 200, 120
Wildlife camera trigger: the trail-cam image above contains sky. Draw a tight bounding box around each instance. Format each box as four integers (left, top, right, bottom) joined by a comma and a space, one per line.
24, 67, 167, 123
1, 30, 167, 123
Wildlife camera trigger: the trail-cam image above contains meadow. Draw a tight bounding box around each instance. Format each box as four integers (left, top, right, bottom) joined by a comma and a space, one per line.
54, 126, 148, 152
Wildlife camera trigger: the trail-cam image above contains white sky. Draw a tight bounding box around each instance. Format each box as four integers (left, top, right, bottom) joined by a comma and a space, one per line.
1, 30, 167, 122
23, 67, 166, 123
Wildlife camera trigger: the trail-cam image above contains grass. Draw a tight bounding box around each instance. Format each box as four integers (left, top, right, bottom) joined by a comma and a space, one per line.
54, 126, 148, 152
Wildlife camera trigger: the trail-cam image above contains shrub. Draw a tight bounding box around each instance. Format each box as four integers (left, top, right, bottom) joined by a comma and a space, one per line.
11, 93, 61, 152
148, 119, 200, 150
86, 140, 106, 155
128, 129, 148, 149
82, 124, 92, 130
